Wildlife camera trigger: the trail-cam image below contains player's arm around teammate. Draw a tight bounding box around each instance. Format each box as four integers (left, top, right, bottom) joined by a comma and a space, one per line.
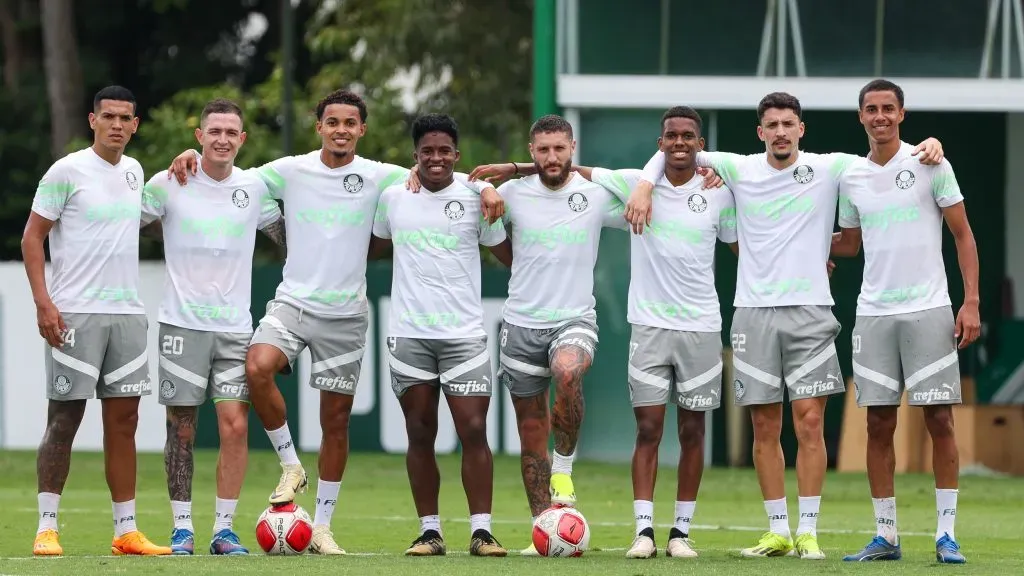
24, 86, 171, 557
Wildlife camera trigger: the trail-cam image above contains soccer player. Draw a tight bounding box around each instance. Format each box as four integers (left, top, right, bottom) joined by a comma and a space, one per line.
141, 99, 286, 555
630, 93, 944, 559
833, 79, 977, 564
23, 85, 171, 556
372, 113, 513, 557
166, 89, 502, 555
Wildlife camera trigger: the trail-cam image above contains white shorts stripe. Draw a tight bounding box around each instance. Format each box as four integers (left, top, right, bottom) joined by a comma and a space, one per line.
51, 348, 102, 381
678, 360, 723, 393
260, 316, 303, 349
103, 351, 149, 385
439, 350, 490, 384
311, 348, 364, 374
852, 360, 901, 392
159, 356, 208, 389
905, 350, 959, 389
733, 357, 782, 388
557, 327, 599, 343
387, 352, 439, 381
499, 353, 552, 377
213, 364, 246, 385
784, 343, 837, 386
627, 364, 671, 390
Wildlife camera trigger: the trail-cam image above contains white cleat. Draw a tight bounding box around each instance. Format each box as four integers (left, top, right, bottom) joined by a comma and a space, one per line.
309, 525, 346, 555
666, 531, 698, 558
520, 543, 540, 556
625, 529, 657, 559
269, 462, 307, 505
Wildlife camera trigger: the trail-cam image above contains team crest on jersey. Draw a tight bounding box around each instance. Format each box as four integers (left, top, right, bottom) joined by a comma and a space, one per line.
444, 200, 465, 221
160, 379, 176, 399
53, 375, 72, 396
343, 174, 364, 193
568, 192, 589, 212
231, 188, 250, 208
895, 169, 916, 189
733, 379, 745, 400
792, 165, 814, 184
125, 171, 139, 190
687, 193, 708, 213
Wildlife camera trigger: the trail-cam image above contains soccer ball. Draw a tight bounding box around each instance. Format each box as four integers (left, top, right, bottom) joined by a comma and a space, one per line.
531, 505, 590, 557
255, 502, 314, 555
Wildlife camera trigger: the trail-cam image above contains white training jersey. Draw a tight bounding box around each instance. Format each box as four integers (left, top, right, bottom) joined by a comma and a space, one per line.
373, 178, 506, 339
30, 147, 145, 315
839, 141, 963, 316
141, 164, 282, 332
499, 173, 628, 329
643, 149, 856, 307
591, 168, 737, 332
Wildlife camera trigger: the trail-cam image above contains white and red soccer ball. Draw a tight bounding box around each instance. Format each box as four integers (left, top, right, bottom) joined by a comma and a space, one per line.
532, 505, 591, 557
255, 502, 314, 555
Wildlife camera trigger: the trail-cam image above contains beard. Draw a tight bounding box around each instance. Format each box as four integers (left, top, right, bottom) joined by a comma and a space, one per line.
536, 159, 573, 188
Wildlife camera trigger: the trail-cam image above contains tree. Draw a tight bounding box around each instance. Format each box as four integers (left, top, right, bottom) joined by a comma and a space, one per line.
40, 0, 84, 158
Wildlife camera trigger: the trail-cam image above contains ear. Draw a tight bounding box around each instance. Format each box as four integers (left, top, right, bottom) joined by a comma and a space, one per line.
756, 125, 766, 142
194, 127, 203, 145
88, 112, 97, 130
453, 149, 461, 164
657, 136, 664, 149
130, 116, 140, 132
239, 131, 247, 145
697, 136, 705, 151
798, 122, 806, 138
358, 123, 367, 136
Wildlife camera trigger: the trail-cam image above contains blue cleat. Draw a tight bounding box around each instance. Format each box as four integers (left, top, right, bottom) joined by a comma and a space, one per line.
170, 528, 195, 555
935, 533, 966, 564
210, 529, 249, 555
843, 536, 901, 561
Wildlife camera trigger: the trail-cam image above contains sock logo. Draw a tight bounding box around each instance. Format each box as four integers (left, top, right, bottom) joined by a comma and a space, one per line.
800, 512, 819, 518
174, 513, 191, 521
317, 498, 338, 506
216, 512, 233, 519
41, 512, 57, 518
876, 518, 895, 526
635, 514, 653, 521
941, 508, 956, 517
117, 515, 135, 524
768, 514, 788, 521
276, 440, 292, 451
675, 516, 692, 524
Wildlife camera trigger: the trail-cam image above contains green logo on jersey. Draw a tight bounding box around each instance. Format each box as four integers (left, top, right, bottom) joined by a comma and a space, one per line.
638, 299, 702, 318
297, 205, 365, 227
181, 303, 239, 320
645, 220, 703, 244
860, 205, 920, 230
86, 202, 139, 222
519, 227, 588, 249
400, 311, 461, 327
517, 306, 580, 322
304, 289, 361, 306
878, 284, 929, 304
744, 195, 814, 220
392, 228, 459, 250
181, 217, 245, 238
83, 286, 138, 302
751, 278, 812, 296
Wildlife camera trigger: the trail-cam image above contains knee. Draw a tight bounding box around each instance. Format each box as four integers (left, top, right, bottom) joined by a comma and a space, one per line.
459, 414, 488, 445
518, 415, 548, 447
679, 415, 705, 449
794, 408, 823, 443
405, 415, 437, 448
116, 409, 140, 433
320, 409, 351, 436
245, 353, 276, 388
635, 418, 663, 447
751, 410, 781, 441
866, 409, 898, 440
924, 407, 955, 439
218, 411, 248, 443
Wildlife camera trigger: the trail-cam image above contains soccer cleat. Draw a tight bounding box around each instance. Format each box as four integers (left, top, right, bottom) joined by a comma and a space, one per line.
625, 527, 657, 558
309, 525, 346, 555
405, 529, 446, 556
269, 462, 308, 505
169, 528, 195, 555
666, 527, 698, 558
210, 528, 249, 555
935, 533, 966, 564
112, 531, 173, 556
520, 542, 540, 556
33, 529, 63, 556
843, 535, 902, 561
794, 533, 825, 560
469, 529, 507, 557
550, 473, 576, 506
740, 532, 794, 557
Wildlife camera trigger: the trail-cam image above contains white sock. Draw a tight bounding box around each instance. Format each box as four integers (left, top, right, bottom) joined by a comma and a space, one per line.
764, 498, 790, 538
266, 424, 300, 465
171, 500, 193, 531
112, 499, 137, 538
470, 513, 491, 535
551, 449, 575, 475
633, 500, 654, 534
37, 492, 60, 533
420, 514, 442, 536
313, 479, 341, 527
796, 496, 820, 536
936, 488, 958, 541
213, 498, 237, 534
674, 501, 696, 536
872, 497, 898, 544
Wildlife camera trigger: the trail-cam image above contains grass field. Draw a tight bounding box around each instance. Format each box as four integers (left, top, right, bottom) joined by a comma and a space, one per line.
0, 449, 1021, 575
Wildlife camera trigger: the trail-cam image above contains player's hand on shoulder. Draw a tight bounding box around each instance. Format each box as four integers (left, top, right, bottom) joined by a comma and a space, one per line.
167, 149, 199, 185
911, 138, 944, 165
469, 163, 517, 185
35, 299, 66, 348
405, 166, 422, 193
625, 180, 654, 235
697, 166, 724, 189
481, 186, 505, 224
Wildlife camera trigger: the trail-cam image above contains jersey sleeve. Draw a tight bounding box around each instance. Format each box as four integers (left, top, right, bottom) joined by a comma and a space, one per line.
590, 167, 642, 204
255, 179, 283, 230
931, 160, 964, 208
641, 150, 744, 187
140, 172, 170, 225
601, 188, 628, 230
373, 162, 410, 192
31, 160, 75, 221
838, 191, 861, 228
716, 186, 738, 243
497, 181, 514, 226
826, 153, 858, 182
478, 212, 507, 246
453, 171, 493, 195
372, 187, 393, 239
255, 157, 294, 200
639, 151, 666, 184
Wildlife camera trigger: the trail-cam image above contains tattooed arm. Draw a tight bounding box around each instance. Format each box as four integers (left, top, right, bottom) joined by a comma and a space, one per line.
164, 406, 198, 502
260, 216, 286, 248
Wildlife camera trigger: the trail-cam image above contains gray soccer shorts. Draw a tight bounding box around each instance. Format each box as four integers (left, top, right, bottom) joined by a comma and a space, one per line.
45, 313, 151, 401
157, 323, 251, 406
851, 306, 960, 407
250, 299, 368, 395
386, 336, 492, 397
730, 305, 844, 405
496, 319, 599, 398
627, 325, 723, 411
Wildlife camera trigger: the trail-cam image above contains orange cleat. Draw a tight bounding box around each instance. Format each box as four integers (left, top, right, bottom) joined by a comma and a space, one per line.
111, 531, 173, 556
33, 529, 63, 556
